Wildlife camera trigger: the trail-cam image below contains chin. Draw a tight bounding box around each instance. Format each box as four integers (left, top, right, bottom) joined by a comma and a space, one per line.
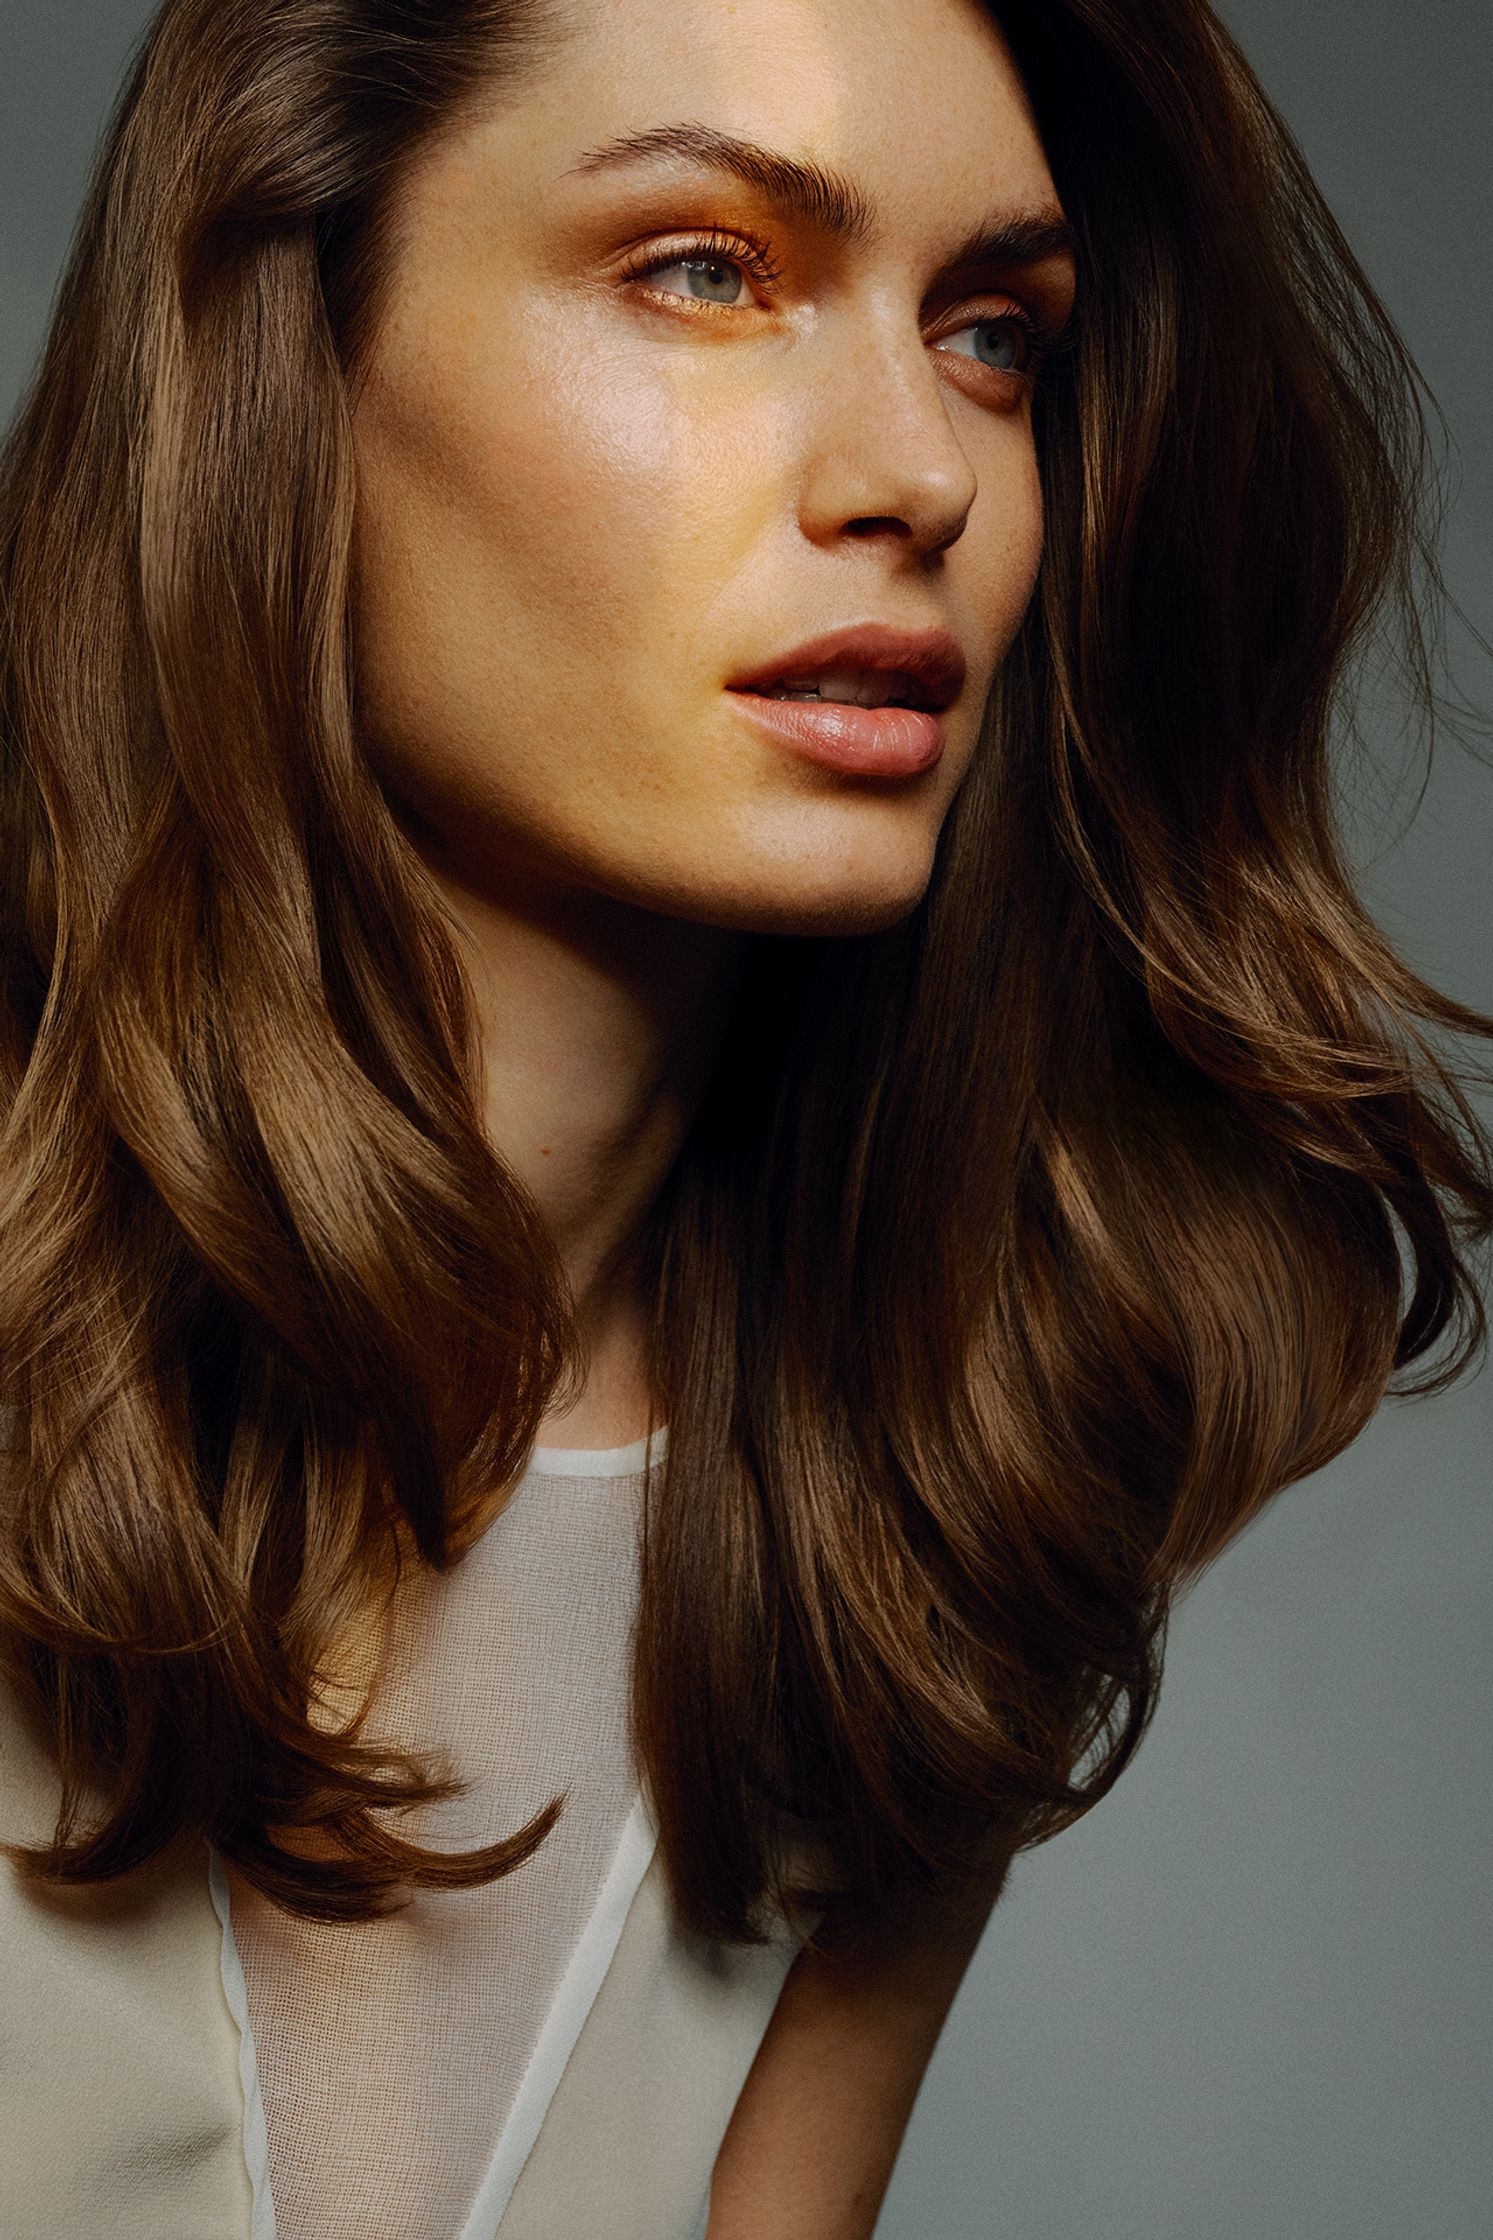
754, 883, 931, 941
662, 849, 938, 940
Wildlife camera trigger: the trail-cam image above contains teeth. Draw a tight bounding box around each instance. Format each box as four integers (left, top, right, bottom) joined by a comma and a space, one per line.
767, 665, 908, 708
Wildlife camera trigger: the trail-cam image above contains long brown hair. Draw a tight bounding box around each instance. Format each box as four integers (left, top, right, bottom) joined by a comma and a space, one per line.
2, 0, 1489, 1944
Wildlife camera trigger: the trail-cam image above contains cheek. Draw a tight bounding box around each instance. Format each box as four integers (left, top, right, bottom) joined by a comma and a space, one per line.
959, 436, 1047, 697
345, 329, 752, 877
1000, 441, 1047, 614
355, 324, 748, 705
363, 370, 618, 622
346, 364, 641, 793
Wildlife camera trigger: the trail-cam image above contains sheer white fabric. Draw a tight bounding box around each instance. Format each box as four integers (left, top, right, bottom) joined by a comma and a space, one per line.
225, 1429, 665, 2240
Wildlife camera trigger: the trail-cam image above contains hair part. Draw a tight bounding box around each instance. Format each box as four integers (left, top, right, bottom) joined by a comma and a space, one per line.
2, 0, 1490, 1941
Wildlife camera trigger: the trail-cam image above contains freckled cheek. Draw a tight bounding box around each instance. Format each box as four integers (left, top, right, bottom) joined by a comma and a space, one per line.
990, 450, 1047, 637
454, 357, 735, 659
354, 349, 745, 819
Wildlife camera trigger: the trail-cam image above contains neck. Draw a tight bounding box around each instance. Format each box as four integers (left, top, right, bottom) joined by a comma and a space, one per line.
425, 854, 748, 1445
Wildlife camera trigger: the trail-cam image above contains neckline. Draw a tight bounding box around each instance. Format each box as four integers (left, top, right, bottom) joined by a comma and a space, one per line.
524, 1424, 669, 1478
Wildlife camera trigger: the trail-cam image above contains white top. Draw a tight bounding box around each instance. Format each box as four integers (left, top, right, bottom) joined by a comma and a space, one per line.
222, 1430, 669, 2240
0, 1412, 813, 2239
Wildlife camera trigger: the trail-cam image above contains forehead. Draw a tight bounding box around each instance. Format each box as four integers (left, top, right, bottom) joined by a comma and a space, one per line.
450, 0, 1056, 235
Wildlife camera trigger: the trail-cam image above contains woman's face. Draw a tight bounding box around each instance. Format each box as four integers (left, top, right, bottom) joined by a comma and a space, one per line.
350, 0, 1076, 938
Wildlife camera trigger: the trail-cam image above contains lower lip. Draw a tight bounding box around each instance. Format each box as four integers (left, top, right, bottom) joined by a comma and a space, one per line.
726, 689, 946, 776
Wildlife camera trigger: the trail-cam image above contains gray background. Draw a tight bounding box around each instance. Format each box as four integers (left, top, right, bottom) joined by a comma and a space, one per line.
2, 5, 1488, 2236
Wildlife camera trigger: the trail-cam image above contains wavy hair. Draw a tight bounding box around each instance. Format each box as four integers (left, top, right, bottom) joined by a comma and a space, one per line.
2, 0, 1490, 1941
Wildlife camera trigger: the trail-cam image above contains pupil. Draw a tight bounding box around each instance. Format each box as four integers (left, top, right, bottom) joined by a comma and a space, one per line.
687, 258, 741, 305
979, 322, 1019, 371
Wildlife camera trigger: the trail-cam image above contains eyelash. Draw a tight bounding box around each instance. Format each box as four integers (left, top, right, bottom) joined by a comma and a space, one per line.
617, 226, 1062, 380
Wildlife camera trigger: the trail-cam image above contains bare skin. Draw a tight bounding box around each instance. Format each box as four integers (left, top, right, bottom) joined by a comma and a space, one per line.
350, 0, 1075, 1450
709, 1860, 1011, 2237
346, 0, 1072, 2217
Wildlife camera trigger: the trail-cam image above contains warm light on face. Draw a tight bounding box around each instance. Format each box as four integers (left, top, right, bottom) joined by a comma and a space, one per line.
348, 0, 1076, 940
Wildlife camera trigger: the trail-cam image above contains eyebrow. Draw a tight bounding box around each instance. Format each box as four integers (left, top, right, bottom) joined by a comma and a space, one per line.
562, 121, 1079, 279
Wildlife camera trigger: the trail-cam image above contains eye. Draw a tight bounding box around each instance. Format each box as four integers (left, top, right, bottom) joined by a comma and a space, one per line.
619, 229, 785, 309
935, 310, 1051, 380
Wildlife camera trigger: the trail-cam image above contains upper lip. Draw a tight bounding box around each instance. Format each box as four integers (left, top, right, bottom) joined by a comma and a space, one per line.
726, 622, 967, 714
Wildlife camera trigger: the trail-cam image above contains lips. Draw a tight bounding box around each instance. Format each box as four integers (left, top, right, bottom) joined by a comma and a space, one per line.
726, 621, 966, 714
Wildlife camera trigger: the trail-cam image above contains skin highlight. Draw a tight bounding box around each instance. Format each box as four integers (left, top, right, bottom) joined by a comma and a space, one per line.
347, 0, 1075, 1441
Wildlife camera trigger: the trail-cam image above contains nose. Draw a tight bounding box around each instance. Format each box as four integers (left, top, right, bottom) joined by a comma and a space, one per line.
793, 310, 979, 563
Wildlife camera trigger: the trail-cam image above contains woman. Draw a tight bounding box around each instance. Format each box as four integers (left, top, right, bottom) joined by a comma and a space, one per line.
1, 0, 1488, 2234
